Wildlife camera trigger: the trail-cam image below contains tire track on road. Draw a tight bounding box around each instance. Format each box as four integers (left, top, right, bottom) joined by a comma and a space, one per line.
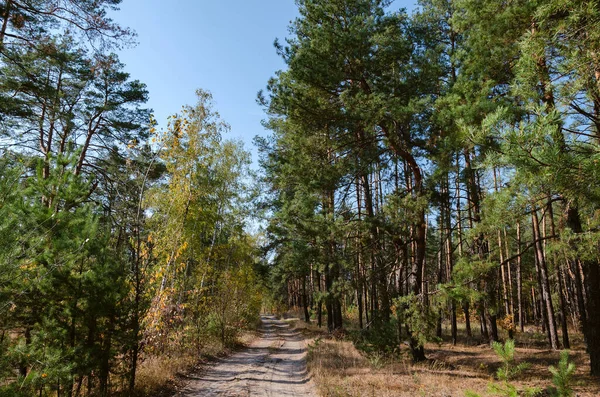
177, 315, 316, 397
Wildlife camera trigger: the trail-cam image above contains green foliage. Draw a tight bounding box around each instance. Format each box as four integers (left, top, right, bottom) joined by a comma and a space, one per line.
367, 351, 387, 370
0, 58, 259, 397
0, 153, 134, 395
258, 0, 429, 335
465, 348, 578, 397
492, 340, 530, 381
142, 90, 262, 360
395, 294, 439, 349
548, 351, 576, 397
2, 0, 600, 394
209, 263, 263, 345
486, 382, 541, 397
354, 318, 399, 355
465, 340, 541, 397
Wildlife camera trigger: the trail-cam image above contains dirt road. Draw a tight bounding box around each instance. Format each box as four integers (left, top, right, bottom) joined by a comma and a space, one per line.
177, 315, 317, 397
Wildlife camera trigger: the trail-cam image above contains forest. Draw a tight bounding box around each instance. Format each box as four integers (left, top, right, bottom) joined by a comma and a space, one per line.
0, 1, 262, 396
0, 0, 600, 396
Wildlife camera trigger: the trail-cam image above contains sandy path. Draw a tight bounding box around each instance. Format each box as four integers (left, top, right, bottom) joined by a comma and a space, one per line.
177, 315, 317, 397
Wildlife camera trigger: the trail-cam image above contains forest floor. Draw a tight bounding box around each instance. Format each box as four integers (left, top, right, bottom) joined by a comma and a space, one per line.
299, 319, 600, 397
171, 315, 317, 396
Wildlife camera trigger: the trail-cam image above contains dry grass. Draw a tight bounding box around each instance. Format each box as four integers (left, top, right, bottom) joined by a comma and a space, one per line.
135, 354, 197, 396
303, 322, 600, 397
133, 329, 261, 396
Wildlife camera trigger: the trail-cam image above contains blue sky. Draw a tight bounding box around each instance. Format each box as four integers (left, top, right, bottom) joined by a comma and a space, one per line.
113, 0, 416, 166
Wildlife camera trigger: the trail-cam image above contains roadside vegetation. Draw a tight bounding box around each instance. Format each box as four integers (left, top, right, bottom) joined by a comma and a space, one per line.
293, 310, 597, 396
2, 0, 600, 396
0, 3, 263, 396
259, 0, 600, 392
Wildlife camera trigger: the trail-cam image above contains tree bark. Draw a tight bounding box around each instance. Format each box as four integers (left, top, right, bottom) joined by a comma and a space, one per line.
546, 200, 570, 348
516, 222, 525, 332
566, 204, 600, 375
532, 209, 559, 349
380, 125, 426, 361
0, 0, 12, 48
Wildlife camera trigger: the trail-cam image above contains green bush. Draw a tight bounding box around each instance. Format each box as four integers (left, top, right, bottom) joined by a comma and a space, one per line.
394, 294, 439, 349
353, 319, 399, 355
492, 339, 530, 381
548, 351, 576, 397
466, 340, 541, 397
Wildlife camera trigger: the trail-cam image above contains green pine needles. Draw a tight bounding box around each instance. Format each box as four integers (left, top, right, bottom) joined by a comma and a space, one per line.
492, 339, 530, 382
548, 351, 576, 397
466, 341, 577, 397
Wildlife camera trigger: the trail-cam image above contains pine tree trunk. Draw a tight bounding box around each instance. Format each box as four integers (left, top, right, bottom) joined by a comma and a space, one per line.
531, 285, 539, 325
546, 200, 570, 348
455, 156, 469, 340
566, 204, 600, 375
561, 256, 579, 331
466, 150, 497, 343
557, 263, 570, 349
362, 172, 389, 322
326, 264, 334, 332
516, 222, 525, 332
378, 151, 426, 362
503, 229, 515, 318
436, 221, 444, 339
323, 138, 342, 330
302, 276, 310, 323
0, 0, 12, 48
479, 304, 489, 341
316, 270, 322, 328
441, 173, 456, 344
493, 169, 511, 325
356, 175, 364, 329
532, 210, 559, 349
463, 302, 472, 338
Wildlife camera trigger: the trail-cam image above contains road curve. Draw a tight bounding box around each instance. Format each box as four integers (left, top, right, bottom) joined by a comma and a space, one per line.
176, 315, 317, 397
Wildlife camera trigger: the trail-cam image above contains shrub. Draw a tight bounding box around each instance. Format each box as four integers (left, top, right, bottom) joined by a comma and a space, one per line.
492, 339, 529, 381
466, 340, 540, 397
548, 350, 576, 397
